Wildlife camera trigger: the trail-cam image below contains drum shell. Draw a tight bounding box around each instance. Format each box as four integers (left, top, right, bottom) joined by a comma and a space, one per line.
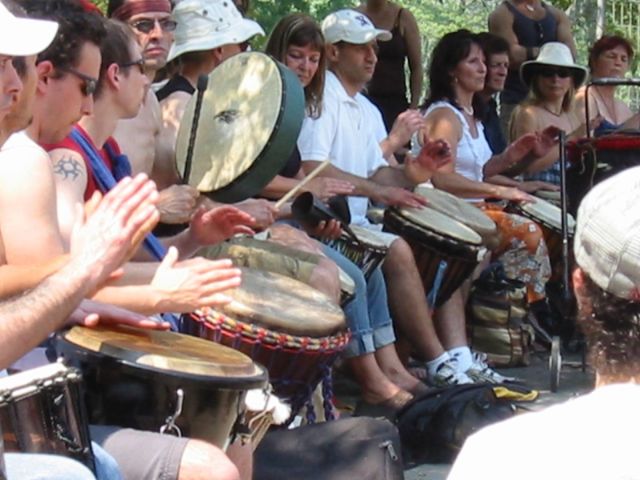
384, 208, 483, 307
0, 370, 94, 472
324, 233, 387, 280
567, 136, 640, 214
56, 338, 267, 449
182, 313, 349, 422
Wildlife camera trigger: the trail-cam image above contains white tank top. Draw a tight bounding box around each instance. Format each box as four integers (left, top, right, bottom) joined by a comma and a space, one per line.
414, 101, 493, 183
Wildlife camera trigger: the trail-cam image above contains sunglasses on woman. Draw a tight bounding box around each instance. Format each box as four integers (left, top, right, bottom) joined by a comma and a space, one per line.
537, 67, 572, 78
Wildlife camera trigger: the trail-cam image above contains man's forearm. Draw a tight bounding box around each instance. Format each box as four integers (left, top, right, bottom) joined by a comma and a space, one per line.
302, 161, 378, 199
0, 260, 92, 369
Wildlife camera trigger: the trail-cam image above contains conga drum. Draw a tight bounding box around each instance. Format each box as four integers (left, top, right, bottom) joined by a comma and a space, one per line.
0, 363, 94, 472
414, 185, 498, 249
56, 325, 267, 449
176, 52, 305, 203
384, 207, 486, 307
567, 134, 640, 214
324, 225, 389, 280
506, 198, 575, 278
182, 268, 348, 423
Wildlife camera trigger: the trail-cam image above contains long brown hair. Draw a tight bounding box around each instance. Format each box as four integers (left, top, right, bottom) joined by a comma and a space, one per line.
265, 13, 326, 118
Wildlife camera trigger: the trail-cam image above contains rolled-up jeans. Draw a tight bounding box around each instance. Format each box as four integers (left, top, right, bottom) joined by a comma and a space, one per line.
322, 245, 395, 357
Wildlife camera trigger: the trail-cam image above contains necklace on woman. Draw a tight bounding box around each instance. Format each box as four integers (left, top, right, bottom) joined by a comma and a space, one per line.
524, 3, 535, 11
461, 105, 474, 116
541, 104, 562, 117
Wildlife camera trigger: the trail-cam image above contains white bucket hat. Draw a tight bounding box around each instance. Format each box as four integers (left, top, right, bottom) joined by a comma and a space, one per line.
520, 42, 588, 87
322, 9, 391, 45
168, 0, 264, 62
0, 2, 58, 57
574, 166, 640, 300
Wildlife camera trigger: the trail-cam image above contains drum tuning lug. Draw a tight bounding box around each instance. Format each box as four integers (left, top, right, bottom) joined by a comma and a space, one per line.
160, 388, 184, 437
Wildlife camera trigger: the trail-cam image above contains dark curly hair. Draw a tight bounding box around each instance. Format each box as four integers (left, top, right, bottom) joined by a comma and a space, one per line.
423, 29, 484, 119
577, 273, 640, 380
19, 0, 106, 72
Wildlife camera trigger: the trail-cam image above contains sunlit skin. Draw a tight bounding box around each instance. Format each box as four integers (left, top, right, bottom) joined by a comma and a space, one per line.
285, 44, 321, 88
127, 11, 174, 71
485, 52, 509, 94
591, 45, 630, 79
451, 43, 486, 95
0, 54, 22, 119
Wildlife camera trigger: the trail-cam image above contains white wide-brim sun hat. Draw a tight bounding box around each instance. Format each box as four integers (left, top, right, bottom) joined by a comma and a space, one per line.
168, 0, 264, 62
520, 42, 588, 88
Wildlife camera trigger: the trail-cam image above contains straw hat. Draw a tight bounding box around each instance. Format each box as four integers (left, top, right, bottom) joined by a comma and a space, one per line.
520, 42, 588, 87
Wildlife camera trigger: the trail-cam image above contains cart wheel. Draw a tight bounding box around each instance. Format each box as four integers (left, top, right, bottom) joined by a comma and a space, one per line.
549, 336, 562, 392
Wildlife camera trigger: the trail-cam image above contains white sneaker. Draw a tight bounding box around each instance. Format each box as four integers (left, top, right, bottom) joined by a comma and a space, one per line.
429, 358, 473, 387
465, 352, 515, 384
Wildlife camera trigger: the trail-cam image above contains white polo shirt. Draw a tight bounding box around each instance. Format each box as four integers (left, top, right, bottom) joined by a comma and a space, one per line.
298, 71, 387, 226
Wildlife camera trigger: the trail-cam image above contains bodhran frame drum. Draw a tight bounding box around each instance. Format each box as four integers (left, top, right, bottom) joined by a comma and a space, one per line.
384, 206, 486, 307
56, 325, 267, 449
324, 225, 389, 280
175, 52, 305, 203
182, 267, 349, 424
414, 185, 499, 249
567, 134, 640, 214
506, 198, 576, 274
0, 363, 95, 472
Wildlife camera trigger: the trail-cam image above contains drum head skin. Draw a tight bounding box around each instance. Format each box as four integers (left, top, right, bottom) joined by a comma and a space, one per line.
414, 186, 497, 237
213, 268, 346, 337
176, 52, 305, 203
396, 207, 483, 245
60, 325, 266, 386
517, 198, 576, 233
348, 225, 389, 248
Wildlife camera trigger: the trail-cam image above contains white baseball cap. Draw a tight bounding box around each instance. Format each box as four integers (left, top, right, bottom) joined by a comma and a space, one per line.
322, 9, 391, 45
574, 166, 640, 300
168, 0, 264, 62
0, 2, 58, 57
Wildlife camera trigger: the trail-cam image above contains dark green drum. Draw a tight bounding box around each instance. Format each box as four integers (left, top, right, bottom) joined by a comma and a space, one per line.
176, 52, 305, 203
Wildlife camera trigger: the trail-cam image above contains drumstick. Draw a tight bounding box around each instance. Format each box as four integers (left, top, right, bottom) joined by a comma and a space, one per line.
274, 159, 332, 209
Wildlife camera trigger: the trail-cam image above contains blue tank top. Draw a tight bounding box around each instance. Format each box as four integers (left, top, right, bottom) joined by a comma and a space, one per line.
501, 1, 558, 104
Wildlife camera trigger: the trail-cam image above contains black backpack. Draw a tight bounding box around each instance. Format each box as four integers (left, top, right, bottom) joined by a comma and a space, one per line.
395, 383, 517, 464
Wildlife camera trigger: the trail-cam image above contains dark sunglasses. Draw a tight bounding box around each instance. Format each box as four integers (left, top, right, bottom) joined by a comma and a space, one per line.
119, 58, 146, 75
130, 18, 177, 34
538, 67, 572, 78
57, 66, 98, 96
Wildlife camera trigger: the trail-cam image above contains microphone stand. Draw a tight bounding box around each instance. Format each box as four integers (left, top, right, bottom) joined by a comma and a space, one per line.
558, 130, 571, 303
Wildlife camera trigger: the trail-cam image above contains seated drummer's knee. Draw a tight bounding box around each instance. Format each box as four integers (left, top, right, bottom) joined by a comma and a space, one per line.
180, 440, 240, 480
387, 238, 413, 264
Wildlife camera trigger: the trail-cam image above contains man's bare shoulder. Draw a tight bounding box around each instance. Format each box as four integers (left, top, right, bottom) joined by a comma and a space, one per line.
488, 2, 511, 26
0, 132, 53, 181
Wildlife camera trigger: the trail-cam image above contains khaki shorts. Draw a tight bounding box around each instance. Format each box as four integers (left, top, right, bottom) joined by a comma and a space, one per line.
199, 236, 322, 285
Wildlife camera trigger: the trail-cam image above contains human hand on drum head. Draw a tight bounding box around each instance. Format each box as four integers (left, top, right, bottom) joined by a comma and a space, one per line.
68, 299, 171, 330
156, 184, 199, 224
235, 198, 278, 230
304, 177, 354, 203
70, 174, 159, 291
373, 185, 428, 209
151, 246, 242, 312
495, 186, 537, 204
518, 180, 560, 194
189, 205, 255, 246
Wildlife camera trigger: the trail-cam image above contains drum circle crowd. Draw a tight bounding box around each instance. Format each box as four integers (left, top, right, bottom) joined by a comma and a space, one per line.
0, 0, 638, 479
